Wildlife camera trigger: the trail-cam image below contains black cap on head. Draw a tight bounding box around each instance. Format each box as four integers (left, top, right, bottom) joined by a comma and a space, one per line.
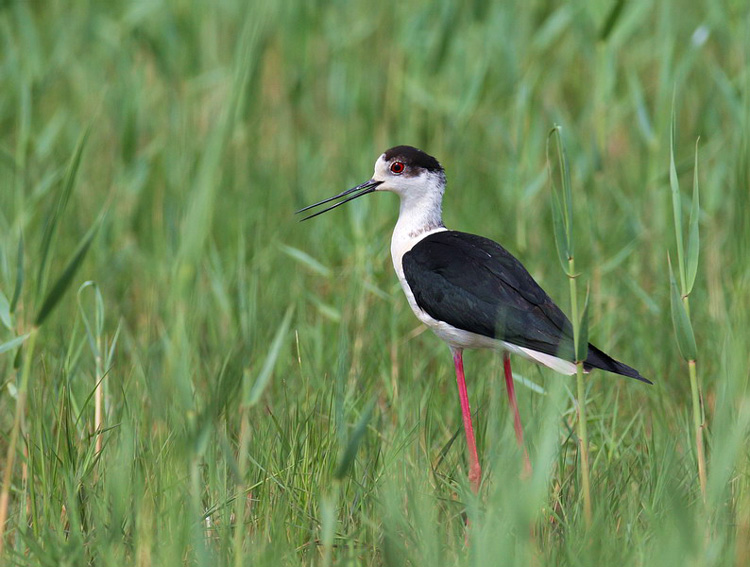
384, 146, 443, 173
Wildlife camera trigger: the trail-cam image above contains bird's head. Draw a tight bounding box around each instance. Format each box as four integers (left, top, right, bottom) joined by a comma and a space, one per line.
297, 145, 445, 221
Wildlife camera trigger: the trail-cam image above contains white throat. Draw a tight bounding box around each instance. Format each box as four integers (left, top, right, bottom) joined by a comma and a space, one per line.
389, 178, 447, 279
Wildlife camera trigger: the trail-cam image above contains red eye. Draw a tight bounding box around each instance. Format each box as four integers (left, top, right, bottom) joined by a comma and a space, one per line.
390, 161, 405, 174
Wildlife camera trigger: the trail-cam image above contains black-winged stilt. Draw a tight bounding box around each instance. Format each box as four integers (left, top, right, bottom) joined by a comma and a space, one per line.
298, 145, 650, 492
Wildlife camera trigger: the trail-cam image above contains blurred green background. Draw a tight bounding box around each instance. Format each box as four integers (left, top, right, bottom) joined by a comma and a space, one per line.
1, 1, 749, 565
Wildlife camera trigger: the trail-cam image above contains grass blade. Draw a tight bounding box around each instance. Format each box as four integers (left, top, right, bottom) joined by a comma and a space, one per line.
548, 127, 572, 273
9, 234, 23, 314
551, 190, 570, 274
668, 254, 697, 361
77, 281, 105, 357
279, 244, 332, 277
628, 72, 656, 145
0, 333, 30, 356
334, 398, 375, 480
34, 219, 100, 327
548, 126, 574, 257
319, 492, 338, 567
36, 127, 90, 301
0, 291, 10, 330
245, 307, 294, 407
599, 0, 626, 41
685, 139, 700, 295
669, 101, 686, 292
576, 286, 590, 363
557, 128, 574, 258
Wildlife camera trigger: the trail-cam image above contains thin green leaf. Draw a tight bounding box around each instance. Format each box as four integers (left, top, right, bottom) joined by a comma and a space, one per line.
669, 99, 686, 292
628, 72, 655, 145
10, 233, 24, 314
0, 290, 10, 330
556, 126, 574, 258
599, 240, 637, 274
279, 244, 331, 277
547, 126, 574, 258
77, 281, 104, 358
13, 340, 23, 368
551, 189, 570, 274
0, 333, 30, 356
599, 0, 626, 41
548, 127, 571, 273
106, 320, 122, 368
576, 286, 591, 363
335, 398, 375, 480
245, 307, 294, 407
685, 139, 700, 295
35, 219, 100, 327
36, 127, 90, 301
319, 492, 338, 567
668, 254, 697, 361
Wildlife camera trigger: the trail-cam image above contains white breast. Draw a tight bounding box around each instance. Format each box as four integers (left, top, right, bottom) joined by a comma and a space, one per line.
390, 224, 495, 350
390, 224, 445, 327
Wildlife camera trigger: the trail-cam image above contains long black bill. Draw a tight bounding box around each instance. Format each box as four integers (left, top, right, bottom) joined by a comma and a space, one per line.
296, 180, 382, 221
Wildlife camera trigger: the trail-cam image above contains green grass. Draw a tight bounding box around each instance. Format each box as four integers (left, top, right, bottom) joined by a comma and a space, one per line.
1, 1, 749, 565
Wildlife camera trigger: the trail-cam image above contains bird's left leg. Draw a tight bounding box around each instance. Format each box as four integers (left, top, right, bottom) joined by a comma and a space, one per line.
503, 352, 532, 476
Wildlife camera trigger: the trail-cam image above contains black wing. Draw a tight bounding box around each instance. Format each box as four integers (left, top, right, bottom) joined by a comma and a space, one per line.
401, 231, 650, 383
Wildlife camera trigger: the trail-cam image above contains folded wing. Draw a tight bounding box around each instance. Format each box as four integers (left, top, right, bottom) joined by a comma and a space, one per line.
401, 231, 650, 383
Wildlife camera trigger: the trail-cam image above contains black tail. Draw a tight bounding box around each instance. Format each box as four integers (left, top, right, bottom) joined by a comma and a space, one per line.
584, 343, 652, 384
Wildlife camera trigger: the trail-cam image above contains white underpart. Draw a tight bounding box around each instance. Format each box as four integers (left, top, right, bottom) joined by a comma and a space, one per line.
372, 153, 578, 376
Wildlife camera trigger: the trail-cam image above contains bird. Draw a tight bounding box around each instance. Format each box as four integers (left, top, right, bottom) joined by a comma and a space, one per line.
297, 145, 650, 493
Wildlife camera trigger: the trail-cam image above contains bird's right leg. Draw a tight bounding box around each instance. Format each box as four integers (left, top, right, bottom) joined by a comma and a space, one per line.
503, 352, 532, 477
452, 348, 482, 493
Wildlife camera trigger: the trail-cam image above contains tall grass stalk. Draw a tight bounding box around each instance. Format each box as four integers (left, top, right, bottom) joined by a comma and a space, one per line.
548, 126, 592, 527
77, 282, 106, 456
570, 260, 592, 527
668, 112, 705, 501
688, 360, 706, 498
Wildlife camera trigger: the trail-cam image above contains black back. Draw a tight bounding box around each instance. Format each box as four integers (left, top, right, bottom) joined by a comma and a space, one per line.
402, 231, 650, 383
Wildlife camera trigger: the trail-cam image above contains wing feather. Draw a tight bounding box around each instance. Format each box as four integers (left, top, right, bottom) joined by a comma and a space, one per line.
402, 231, 576, 360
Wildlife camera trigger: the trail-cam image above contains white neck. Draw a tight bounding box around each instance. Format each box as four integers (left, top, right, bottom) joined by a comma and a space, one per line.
389, 182, 447, 277
394, 190, 444, 239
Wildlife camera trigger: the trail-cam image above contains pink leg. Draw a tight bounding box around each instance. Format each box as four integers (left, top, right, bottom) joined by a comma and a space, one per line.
452, 348, 482, 493
503, 352, 532, 476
